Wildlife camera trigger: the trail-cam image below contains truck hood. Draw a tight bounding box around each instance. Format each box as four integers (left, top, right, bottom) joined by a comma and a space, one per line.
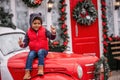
8, 51, 99, 69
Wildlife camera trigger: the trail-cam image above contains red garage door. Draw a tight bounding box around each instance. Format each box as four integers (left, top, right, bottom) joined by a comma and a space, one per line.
70, 0, 100, 58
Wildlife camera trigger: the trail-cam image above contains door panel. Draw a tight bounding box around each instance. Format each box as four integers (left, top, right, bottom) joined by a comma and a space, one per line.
70, 0, 100, 57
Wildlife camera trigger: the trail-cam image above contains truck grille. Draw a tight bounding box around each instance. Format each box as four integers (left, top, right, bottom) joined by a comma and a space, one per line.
85, 63, 95, 80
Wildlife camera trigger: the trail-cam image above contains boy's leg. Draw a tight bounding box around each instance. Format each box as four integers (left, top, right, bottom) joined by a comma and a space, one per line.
37, 49, 48, 75
24, 51, 37, 79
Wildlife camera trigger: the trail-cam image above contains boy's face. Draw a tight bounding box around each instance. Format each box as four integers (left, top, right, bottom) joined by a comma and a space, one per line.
32, 19, 41, 31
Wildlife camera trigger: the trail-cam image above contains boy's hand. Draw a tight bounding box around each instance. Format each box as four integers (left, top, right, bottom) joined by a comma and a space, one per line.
18, 37, 24, 47
50, 25, 56, 35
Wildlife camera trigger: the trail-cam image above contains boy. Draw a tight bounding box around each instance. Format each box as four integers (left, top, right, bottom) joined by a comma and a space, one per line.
18, 13, 56, 80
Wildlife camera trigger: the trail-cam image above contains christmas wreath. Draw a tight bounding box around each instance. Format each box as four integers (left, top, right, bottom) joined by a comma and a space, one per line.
22, 0, 43, 8
72, 0, 97, 25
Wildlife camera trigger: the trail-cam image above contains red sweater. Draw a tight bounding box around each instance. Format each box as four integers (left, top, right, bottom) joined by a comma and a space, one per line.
27, 27, 48, 52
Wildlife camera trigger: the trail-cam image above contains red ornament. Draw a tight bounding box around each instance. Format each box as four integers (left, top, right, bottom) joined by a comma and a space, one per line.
60, 16, 65, 20
102, 22, 106, 26
61, 7, 66, 12
101, 8, 106, 12
101, 1, 106, 6
34, 0, 42, 4
53, 41, 59, 45
64, 0, 66, 2
116, 36, 118, 39
113, 36, 116, 40
64, 31, 67, 35
62, 0, 66, 4
103, 29, 107, 32
61, 23, 66, 29
103, 41, 108, 46
108, 37, 113, 41
102, 15, 106, 18
103, 34, 107, 39
63, 41, 68, 46
103, 48, 107, 53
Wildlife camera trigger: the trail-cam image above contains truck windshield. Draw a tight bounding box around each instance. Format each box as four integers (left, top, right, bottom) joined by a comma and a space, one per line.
0, 33, 25, 56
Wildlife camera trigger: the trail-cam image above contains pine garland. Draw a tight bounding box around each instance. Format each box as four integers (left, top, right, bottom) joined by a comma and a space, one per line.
0, 7, 16, 29
94, 56, 111, 80
101, 0, 109, 56
49, 0, 69, 52
94, 0, 111, 80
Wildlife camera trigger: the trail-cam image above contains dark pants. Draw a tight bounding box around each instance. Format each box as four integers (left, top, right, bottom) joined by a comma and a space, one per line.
25, 49, 48, 70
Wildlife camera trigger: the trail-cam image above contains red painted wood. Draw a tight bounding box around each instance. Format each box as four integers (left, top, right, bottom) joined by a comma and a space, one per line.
70, 0, 100, 58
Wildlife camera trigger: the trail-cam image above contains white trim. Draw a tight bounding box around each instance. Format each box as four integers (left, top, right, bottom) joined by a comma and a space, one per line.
46, 12, 52, 30
113, 10, 119, 36
66, 0, 73, 52
98, 0, 103, 57
46, 0, 51, 30
113, 0, 119, 36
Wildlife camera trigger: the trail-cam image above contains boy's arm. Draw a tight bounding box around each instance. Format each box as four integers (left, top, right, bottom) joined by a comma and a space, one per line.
46, 29, 56, 40
23, 33, 29, 48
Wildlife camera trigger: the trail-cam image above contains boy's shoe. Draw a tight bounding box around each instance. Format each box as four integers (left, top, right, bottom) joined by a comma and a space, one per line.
38, 65, 44, 76
23, 70, 31, 80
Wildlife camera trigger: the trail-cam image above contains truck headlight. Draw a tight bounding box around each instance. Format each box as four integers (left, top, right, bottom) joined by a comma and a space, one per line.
77, 65, 83, 79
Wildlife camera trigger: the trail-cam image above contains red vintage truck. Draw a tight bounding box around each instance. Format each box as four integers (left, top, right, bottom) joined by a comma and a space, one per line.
0, 27, 102, 80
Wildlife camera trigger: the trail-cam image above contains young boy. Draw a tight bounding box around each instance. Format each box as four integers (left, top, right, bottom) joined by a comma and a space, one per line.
18, 13, 56, 80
